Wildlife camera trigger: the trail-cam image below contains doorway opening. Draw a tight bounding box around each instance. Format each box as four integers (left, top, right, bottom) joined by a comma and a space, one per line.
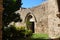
27, 22, 34, 33
26, 15, 35, 33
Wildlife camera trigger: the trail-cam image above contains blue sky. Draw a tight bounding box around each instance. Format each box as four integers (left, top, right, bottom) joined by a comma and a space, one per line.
22, 0, 46, 8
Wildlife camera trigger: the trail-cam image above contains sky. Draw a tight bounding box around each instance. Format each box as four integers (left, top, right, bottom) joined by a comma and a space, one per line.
22, 0, 46, 8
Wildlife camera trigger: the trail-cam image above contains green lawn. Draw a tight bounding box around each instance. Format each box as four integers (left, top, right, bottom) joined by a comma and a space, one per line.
31, 33, 49, 39
20, 33, 49, 40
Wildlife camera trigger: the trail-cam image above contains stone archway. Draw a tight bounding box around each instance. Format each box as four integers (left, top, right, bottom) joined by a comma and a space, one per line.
25, 13, 36, 33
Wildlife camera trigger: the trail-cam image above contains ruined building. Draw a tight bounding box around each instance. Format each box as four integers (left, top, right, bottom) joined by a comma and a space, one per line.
0, 0, 60, 39
15, 0, 60, 38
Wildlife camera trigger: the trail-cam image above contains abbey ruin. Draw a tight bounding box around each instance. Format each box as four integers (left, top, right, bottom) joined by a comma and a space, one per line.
15, 0, 60, 38
0, 0, 60, 39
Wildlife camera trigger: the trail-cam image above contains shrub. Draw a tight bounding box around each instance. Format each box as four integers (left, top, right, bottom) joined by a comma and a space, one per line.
3, 25, 33, 40
22, 29, 32, 37
14, 26, 32, 38
15, 26, 25, 31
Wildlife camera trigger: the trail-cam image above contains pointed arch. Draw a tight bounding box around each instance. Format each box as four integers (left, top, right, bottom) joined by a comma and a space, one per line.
25, 12, 37, 22
25, 12, 37, 33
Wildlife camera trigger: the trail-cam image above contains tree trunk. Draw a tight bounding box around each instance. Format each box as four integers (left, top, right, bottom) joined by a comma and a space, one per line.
0, 0, 3, 40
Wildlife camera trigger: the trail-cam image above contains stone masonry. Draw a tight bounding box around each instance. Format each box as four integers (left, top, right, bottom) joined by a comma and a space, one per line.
0, 0, 59, 39
48, 0, 60, 38
15, 0, 60, 38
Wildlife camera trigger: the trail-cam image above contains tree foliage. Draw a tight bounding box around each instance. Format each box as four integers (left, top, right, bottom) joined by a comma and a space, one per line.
3, 0, 22, 27
3, 0, 22, 40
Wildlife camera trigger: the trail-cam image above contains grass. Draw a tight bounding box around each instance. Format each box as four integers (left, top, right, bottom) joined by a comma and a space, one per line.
31, 33, 49, 39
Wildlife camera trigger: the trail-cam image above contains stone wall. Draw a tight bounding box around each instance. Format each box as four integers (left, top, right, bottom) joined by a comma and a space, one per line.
30, 2, 48, 34
15, 1, 49, 34
48, 0, 60, 38
15, 0, 60, 38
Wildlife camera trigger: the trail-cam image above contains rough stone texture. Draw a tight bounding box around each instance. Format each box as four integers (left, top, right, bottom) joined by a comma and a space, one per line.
48, 0, 60, 38
15, 0, 60, 38
1, 0, 60, 39
0, 0, 3, 40
15, 1, 48, 34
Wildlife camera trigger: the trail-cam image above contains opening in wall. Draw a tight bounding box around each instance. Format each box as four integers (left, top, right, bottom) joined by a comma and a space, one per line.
58, 24, 60, 27
57, 0, 60, 12
56, 13, 60, 18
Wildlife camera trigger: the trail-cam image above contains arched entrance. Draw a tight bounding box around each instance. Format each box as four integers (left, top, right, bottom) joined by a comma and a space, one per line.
25, 13, 36, 33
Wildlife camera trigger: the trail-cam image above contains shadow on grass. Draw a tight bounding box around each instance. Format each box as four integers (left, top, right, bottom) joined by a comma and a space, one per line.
28, 38, 49, 40
19, 38, 49, 40
19, 37, 60, 40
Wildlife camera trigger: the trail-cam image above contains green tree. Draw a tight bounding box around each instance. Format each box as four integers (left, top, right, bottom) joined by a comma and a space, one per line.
3, 0, 22, 27
3, 0, 22, 40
